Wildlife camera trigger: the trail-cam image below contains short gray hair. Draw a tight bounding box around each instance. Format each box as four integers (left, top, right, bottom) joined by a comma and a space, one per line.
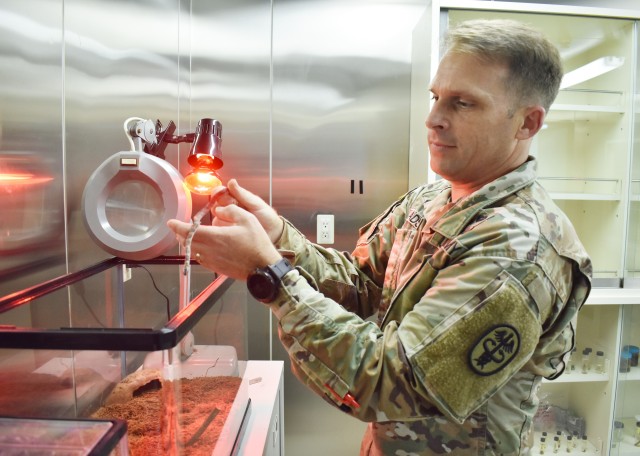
443, 19, 563, 112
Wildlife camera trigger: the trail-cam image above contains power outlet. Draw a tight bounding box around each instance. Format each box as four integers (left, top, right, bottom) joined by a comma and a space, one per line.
317, 214, 334, 244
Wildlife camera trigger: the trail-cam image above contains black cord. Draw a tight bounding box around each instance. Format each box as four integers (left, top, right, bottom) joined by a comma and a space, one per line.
132, 265, 172, 321
76, 285, 107, 328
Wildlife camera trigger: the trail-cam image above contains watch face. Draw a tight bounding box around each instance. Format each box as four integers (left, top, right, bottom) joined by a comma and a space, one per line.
247, 270, 275, 302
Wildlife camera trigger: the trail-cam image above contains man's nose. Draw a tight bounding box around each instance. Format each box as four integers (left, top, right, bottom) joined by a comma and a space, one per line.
425, 103, 446, 130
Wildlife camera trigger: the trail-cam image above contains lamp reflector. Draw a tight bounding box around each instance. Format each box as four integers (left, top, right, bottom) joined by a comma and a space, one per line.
188, 118, 223, 170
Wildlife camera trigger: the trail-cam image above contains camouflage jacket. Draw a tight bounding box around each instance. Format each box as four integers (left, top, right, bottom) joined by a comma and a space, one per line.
271, 157, 592, 455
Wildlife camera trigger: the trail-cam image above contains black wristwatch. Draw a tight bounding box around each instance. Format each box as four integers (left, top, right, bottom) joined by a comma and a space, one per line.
247, 258, 294, 303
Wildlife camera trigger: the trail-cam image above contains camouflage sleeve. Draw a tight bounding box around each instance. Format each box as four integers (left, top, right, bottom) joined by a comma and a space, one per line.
269, 268, 416, 421
269, 254, 544, 425
274, 193, 411, 318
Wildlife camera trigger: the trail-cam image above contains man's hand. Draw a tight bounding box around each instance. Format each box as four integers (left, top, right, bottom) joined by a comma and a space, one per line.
168, 203, 282, 281
218, 179, 284, 243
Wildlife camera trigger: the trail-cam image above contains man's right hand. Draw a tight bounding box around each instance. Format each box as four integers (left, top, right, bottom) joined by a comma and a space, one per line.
220, 179, 285, 244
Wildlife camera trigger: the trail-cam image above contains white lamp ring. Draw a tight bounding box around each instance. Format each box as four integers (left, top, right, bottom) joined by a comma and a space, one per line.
82, 151, 192, 260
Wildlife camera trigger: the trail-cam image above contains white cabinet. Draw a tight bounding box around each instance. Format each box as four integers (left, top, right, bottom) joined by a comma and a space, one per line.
438, 2, 635, 288
416, 1, 640, 454
546, 299, 640, 455
236, 361, 284, 456
535, 298, 621, 455
611, 304, 640, 455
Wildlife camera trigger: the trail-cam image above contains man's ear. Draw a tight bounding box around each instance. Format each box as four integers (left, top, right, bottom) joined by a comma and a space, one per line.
516, 105, 546, 140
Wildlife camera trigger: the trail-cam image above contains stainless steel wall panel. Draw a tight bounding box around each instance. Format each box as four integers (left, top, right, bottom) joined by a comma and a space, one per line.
0, 0, 272, 359
59, 1, 191, 342
63, 0, 183, 268
0, 1, 66, 297
271, 1, 426, 454
272, 0, 425, 248
187, 0, 272, 204
187, 0, 272, 362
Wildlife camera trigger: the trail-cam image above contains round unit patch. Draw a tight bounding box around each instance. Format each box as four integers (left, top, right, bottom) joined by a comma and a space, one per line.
468, 324, 520, 376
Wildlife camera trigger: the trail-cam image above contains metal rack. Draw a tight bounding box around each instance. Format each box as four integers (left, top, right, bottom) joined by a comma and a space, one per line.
0, 256, 233, 351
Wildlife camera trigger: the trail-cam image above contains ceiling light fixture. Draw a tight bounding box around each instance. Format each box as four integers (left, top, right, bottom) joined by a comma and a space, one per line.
560, 56, 624, 89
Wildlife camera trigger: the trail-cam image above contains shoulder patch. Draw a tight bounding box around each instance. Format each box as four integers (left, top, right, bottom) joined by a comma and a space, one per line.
405, 271, 540, 423
468, 324, 520, 376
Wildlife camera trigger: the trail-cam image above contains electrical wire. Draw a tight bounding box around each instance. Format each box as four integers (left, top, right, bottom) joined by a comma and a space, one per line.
131, 264, 172, 321
74, 265, 171, 326
76, 285, 107, 328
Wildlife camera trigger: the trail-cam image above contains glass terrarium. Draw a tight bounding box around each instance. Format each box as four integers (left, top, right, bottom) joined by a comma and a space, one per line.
0, 416, 128, 455
0, 256, 249, 456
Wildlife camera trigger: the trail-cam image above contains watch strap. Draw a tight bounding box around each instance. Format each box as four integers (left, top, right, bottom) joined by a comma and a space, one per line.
266, 257, 294, 282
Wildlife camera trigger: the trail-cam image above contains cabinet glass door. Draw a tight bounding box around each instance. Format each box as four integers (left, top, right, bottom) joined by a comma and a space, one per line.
612, 19, 640, 456
611, 304, 640, 455
439, 5, 639, 454
445, 9, 634, 289
625, 19, 640, 288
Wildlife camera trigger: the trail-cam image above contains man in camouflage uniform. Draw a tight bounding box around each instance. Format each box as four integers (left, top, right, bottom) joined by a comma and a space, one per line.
169, 19, 592, 455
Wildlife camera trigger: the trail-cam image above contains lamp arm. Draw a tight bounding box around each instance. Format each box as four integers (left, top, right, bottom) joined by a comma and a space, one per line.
163, 133, 196, 144
142, 119, 198, 159
142, 120, 175, 159
130, 117, 224, 196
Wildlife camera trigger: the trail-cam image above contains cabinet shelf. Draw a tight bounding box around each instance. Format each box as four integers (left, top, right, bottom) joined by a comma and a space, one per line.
539, 177, 621, 200
531, 431, 600, 455
546, 104, 625, 123
613, 440, 640, 456
550, 192, 621, 201
586, 288, 640, 306
618, 366, 640, 381
547, 371, 609, 383
550, 103, 625, 114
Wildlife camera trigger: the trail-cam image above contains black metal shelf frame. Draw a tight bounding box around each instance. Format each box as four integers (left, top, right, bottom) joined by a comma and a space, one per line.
0, 256, 233, 351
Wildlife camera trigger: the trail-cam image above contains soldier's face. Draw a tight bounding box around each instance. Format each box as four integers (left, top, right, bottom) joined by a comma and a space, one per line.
426, 52, 528, 194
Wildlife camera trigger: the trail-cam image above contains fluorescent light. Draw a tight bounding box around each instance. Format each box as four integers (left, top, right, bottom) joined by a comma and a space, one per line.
560, 56, 624, 89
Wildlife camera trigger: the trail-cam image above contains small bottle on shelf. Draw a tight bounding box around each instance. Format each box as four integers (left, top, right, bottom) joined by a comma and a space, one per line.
553, 435, 560, 453
566, 434, 573, 453
613, 420, 624, 447
620, 351, 632, 373
594, 350, 605, 373
540, 437, 546, 454
566, 347, 576, 374
631, 346, 639, 367
581, 435, 588, 453
624, 344, 639, 367
581, 347, 592, 374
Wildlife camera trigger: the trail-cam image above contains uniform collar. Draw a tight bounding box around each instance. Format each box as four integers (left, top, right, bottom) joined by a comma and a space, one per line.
430, 156, 538, 239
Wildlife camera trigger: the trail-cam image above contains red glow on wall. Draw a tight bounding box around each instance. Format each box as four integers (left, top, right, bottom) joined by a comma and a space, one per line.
0, 172, 54, 186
